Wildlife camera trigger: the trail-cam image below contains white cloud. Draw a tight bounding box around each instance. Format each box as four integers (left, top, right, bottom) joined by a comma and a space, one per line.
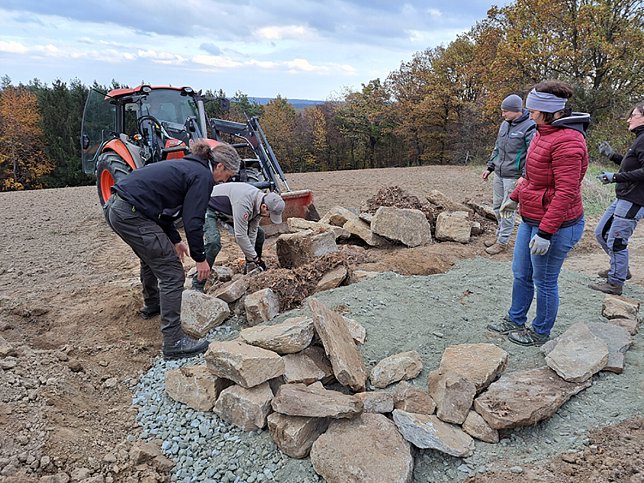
192, 55, 243, 69
137, 49, 188, 65
255, 25, 313, 41
0, 40, 28, 54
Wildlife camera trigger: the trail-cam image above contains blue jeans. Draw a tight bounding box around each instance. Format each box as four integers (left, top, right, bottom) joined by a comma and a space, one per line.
594, 199, 644, 286
508, 218, 584, 336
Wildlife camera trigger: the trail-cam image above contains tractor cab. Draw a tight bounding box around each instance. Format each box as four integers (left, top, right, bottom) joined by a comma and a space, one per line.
81, 85, 213, 204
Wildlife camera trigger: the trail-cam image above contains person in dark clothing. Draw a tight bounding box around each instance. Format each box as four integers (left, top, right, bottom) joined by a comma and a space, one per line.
590, 101, 644, 295
482, 94, 536, 255
104, 141, 240, 359
487, 80, 589, 346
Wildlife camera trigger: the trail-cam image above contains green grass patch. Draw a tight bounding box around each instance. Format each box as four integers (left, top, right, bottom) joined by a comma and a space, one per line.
583, 162, 616, 216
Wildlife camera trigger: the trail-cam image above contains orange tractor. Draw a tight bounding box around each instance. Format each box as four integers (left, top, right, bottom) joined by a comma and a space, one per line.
81, 84, 318, 230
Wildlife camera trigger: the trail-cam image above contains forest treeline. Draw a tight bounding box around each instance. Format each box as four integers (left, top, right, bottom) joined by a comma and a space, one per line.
0, 0, 641, 191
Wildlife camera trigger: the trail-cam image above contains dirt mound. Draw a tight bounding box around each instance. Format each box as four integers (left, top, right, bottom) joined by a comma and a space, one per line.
247, 248, 371, 310
364, 185, 436, 223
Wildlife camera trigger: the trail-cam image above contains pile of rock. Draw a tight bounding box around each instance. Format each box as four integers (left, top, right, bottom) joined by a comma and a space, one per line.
287, 196, 482, 250
165, 290, 638, 481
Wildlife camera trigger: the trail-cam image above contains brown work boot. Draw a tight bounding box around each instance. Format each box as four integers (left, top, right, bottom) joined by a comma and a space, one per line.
485, 242, 508, 255
598, 268, 632, 280
588, 281, 623, 296
484, 239, 497, 248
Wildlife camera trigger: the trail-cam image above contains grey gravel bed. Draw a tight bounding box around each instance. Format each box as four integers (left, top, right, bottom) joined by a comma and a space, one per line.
133, 257, 644, 482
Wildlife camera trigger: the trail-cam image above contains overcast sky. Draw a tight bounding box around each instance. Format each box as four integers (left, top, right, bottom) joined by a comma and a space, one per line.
0, 1, 507, 100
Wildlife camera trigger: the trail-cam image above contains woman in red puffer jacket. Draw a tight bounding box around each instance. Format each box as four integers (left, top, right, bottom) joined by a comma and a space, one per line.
487, 80, 589, 346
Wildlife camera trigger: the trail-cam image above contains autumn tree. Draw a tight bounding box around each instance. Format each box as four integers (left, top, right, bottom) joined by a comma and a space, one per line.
298, 105, 330, 171
334, 79, 397, 169
479, 0, 644, 119
260, 96, 300, 171
0, 85, 53, 190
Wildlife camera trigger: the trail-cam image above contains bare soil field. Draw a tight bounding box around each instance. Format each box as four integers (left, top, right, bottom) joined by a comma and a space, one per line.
0, 165, 642, 482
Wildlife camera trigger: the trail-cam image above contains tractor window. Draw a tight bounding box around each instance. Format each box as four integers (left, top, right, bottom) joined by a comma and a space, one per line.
81, 89, 117, 174
142, 89, 199, 126
124, 104, 139, 137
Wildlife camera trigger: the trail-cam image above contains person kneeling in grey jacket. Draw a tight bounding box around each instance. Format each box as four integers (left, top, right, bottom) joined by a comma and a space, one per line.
192, 182, 285, 292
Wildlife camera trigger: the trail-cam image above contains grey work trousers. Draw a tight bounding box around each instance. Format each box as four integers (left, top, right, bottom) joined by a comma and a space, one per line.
492, 175, 518, 244
594, 198, 644, 286
104, 195, 184, 340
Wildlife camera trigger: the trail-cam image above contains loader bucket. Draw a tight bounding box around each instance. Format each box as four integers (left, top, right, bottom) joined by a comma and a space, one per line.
261, 189, 320, 236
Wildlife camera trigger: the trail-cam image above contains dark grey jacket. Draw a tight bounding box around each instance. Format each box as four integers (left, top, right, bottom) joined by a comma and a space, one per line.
487, 110, 536, 179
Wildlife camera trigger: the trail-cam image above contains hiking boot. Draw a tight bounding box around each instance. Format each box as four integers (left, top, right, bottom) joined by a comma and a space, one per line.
139, 305, 160, 319
485, 243, 508, 255
484, 239, 497, 248
597, 268, 631, 280
487, 316, 524, 335
163, 335, 209, 360
589, 281, 623, 296
508, 328, 549, 347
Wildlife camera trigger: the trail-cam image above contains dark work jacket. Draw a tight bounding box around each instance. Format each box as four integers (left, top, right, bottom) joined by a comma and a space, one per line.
610, 125, 644, 207
112, 154, 214, 262
487, 110, 536, 179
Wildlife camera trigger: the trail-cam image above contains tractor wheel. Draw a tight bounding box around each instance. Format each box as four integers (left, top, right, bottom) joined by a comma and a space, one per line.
96, 152, 132, 205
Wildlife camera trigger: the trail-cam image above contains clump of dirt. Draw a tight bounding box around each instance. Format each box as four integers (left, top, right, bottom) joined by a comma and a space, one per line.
364, 185, 436, 223
247, 249, 366, 311
468, 417, 644, 483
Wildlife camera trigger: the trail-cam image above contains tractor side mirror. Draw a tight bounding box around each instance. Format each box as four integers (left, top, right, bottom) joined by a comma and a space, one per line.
81, 134, 90, 150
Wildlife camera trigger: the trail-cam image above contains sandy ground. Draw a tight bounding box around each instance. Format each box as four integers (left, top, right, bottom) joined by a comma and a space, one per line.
0, 165, 642, 482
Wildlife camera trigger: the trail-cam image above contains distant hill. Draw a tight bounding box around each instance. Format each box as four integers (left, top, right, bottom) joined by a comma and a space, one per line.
248, 97, 326, 111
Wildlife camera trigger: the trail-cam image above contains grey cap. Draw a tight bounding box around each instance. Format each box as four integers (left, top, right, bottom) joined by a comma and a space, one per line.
264, 193, 285, 224
501, 94, 523, 112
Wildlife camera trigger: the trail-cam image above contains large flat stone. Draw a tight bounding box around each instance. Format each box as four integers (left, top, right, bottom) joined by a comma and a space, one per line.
428, 371, 476, 425
164, 365, 231, 411
308, 298, 367, 392
244, 288, 280, 326
276, 230, 338, 268
213, 277, 249, 303
311, 413, 413, 483
433, 343, 508, 392
282, 346, 334, 384
205, 340, 285, 388
239, 316, 314, 354
371, 206, 432, 247
370, 350, 423, 389
544, 322, 609, 382
180, 290, 231, 338
434, 211, 472, 244
271, 382, 363, 419
473, 367, 591, 429
267, 413, 329, 459
462, 410, 499, 443
393, 410, 475, 457
355, 391, 395, 414
393, 381, 436, 415
213, 383, 273, 431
